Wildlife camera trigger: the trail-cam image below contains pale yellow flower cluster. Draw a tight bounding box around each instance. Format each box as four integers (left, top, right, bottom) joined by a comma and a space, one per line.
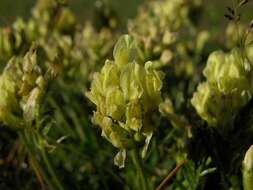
0, 47, 48, 128
191, 49, 253, 126
86, 35, 163, 167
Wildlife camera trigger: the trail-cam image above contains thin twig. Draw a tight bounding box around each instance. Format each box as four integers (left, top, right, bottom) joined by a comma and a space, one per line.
155, 160, 187, 190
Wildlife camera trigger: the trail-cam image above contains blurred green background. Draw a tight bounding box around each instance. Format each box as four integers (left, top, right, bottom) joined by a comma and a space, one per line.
1, 0, 253, 33
0, 0, 143, 28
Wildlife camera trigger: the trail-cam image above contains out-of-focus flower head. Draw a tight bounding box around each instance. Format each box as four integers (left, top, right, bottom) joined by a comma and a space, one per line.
128, 0, 205, 68
0, 58, 23, 127
0, 45, 51, 128
191, 48, 253, 127
72, 22, 116, 83
0, 0, 76, 64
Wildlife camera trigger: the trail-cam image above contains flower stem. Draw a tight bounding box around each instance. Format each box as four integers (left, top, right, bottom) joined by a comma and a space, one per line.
131, 149, 149, 190
18, 130, 54, 190
39, 135, 64, 190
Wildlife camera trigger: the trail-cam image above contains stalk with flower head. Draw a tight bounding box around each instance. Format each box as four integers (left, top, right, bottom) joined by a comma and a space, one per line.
86, 35, 164, 168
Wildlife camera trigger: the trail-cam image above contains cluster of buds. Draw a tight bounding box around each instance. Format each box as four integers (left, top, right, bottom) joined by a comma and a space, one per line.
0, 0, 76, 64
0, 0, 124, 98
86, 35, 163, 167
73, 22, 117, 83
191, 48, 253, 127
128, 0, 205, 68
0, 0, 118, 93
32, 0, 76, 35
0, 46, 51, 128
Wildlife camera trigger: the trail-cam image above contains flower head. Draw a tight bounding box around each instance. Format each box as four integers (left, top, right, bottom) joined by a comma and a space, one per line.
86, 35, 163, 167
0, 46, 49, 128
191, 48, 253, 126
